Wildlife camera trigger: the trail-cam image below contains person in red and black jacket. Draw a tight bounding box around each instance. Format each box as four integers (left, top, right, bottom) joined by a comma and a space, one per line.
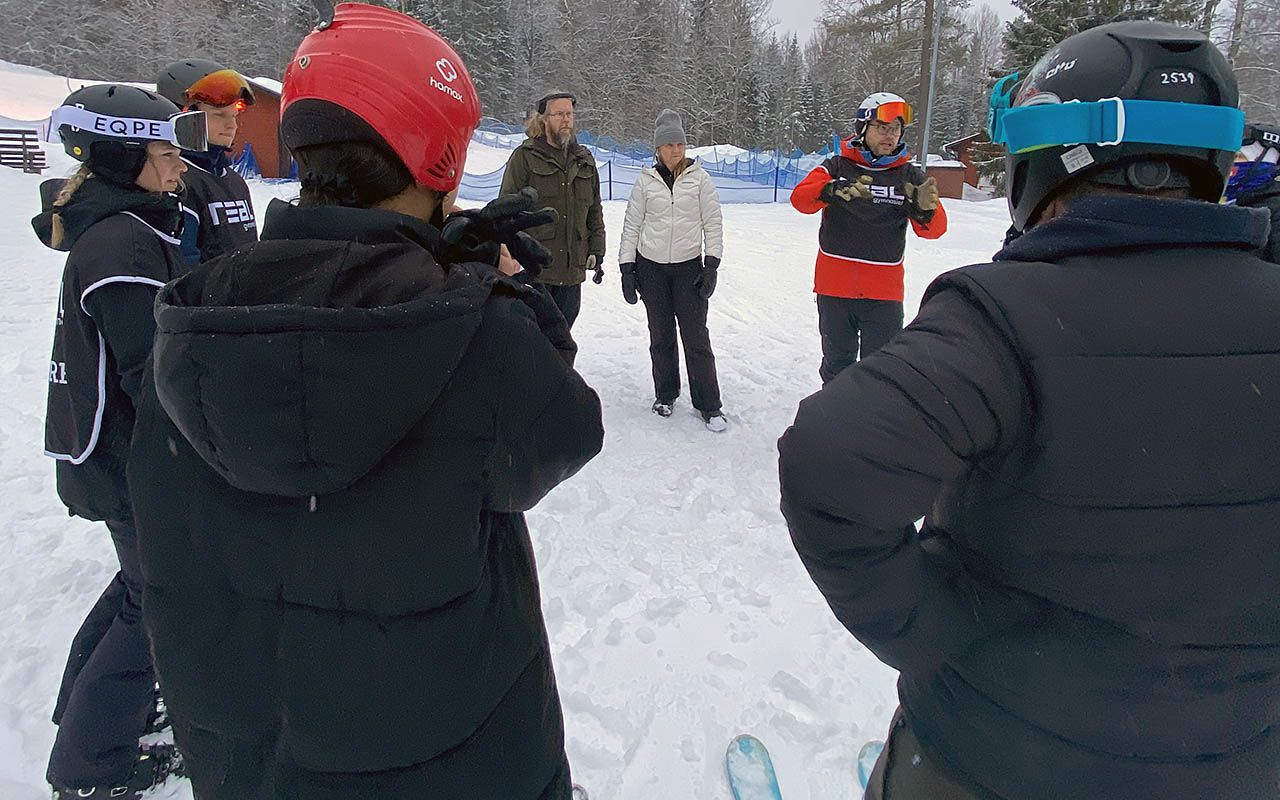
791, 93, 948, 384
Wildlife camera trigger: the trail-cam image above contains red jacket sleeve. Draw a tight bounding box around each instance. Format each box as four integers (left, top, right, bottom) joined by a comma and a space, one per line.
791, 166, 832, 215
910, 199, 948, 239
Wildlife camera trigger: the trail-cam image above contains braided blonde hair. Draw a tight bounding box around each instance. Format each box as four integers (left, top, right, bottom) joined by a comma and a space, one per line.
50, 164, 93, 250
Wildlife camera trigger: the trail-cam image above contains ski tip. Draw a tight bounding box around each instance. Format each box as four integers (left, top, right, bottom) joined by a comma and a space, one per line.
726, 733, 783, 800
728, 733, 767, 755
856, 739, 886, 790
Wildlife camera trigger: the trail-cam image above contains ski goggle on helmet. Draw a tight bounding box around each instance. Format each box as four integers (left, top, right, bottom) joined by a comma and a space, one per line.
185, 69, 255, 109
48, 104, 208, 152
856, 94, 914, 130
985, 71, 1243, 156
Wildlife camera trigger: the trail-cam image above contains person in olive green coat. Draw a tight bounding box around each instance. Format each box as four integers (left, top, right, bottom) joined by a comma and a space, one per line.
500, 92, 606, 329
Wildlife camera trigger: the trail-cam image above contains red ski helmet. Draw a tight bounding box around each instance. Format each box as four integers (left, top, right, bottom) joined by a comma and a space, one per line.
280, 3, 481, 192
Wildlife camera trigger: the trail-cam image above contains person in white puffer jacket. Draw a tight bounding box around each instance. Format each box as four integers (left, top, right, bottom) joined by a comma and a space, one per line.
618, 108, 727, 432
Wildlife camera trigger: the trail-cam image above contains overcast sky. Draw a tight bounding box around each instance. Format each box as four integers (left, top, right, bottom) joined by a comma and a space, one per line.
770, 0, 1020, 42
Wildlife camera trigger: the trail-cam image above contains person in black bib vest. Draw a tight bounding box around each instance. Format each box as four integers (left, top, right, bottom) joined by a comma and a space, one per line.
780, 21, 1280, 800
791, 92, 949, 385
34, 83, 205, 799
156, 59, 258, 263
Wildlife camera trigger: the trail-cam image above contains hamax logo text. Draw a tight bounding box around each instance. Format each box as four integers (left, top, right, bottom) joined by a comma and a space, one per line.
430, 76, 464, 103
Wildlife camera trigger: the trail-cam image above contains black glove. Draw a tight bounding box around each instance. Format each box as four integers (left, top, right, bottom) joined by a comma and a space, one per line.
695, 256, 719, 300
439, 187, 557, 278
620, 262, 640, 305
587, 253, 604, 284
819, 177, 851, 204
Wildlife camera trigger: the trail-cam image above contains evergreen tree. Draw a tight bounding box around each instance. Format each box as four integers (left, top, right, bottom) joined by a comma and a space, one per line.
1229, 0, 1280, 121
1003, 0, 1202, 72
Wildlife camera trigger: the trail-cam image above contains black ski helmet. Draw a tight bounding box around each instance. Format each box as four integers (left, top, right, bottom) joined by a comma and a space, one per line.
157, 59, 255, 109
53, 84, 200, 185
995, 21, 1240, 231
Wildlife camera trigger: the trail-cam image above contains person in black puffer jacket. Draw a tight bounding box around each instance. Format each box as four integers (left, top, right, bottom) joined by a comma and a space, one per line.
36, 83, 200, 798
1227, 121, 1280, 264
780, 22, 1280, 800
126, 7, 603, 800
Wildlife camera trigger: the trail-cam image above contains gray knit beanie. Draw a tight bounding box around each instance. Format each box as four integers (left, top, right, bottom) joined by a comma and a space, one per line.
654, 108, 686, 148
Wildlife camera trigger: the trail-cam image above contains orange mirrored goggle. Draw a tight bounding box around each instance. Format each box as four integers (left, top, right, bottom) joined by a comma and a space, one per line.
870, 100, 913, 126
185, 69, 255, 109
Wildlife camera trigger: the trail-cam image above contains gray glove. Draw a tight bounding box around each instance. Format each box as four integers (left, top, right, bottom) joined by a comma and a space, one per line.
587, 253, 604, 284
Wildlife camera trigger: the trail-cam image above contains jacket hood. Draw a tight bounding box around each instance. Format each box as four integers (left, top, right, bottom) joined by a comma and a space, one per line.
151, 199, 500, 497
995, 195, 1271, 263
32, 177, 181, 252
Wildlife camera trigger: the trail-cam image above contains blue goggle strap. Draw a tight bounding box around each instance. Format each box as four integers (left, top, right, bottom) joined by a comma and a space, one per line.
991, 97, 1245, 155
986, 72, 1020, 142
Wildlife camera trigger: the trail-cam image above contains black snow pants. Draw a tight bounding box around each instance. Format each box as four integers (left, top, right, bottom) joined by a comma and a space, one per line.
637, 255, 722, 415
47, 517, 156, 788
863, 708, 984, 800
542, 283, 583, 331
816, 295, 904, 385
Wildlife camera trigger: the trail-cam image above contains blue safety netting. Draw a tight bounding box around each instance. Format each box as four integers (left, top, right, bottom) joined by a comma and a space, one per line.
232, 142, 302, 183
459, 117, 830, 204
235, 116, 836, 202
232, 142, 259, 178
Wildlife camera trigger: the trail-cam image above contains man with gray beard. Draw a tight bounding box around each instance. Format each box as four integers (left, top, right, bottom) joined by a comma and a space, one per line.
500, 92, 606, 329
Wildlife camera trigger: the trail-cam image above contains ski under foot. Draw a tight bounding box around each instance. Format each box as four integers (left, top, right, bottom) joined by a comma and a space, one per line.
725, 733, 783, 800
857, 740, 885, 791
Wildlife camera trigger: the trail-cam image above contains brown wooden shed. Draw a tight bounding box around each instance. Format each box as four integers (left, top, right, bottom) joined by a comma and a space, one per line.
230, 77, 290, 179
943, 133, 986, 187
924, 156, 968, 200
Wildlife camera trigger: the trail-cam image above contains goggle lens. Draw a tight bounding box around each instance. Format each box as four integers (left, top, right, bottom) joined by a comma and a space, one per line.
170, 110, 209, 151
186, 69, 254, 108
874, 101, 913, 126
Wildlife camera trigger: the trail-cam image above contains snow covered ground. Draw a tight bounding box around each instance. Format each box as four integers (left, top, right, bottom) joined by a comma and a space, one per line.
0, 60, 1016, 800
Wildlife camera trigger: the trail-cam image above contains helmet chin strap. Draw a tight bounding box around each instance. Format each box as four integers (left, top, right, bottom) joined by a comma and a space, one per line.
857, 140, 907, 167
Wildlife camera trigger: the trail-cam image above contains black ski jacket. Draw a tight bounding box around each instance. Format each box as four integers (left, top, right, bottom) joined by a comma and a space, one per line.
779, 196, 1280, 800
178, 146, 257, 263
34, 178, 185, 521
1236, 176, 1280, 264
127, 200, 603, 800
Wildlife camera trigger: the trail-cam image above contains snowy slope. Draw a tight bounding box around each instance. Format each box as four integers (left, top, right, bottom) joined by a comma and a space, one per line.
0, 59, 153, 124
0, 67, 1015, 800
